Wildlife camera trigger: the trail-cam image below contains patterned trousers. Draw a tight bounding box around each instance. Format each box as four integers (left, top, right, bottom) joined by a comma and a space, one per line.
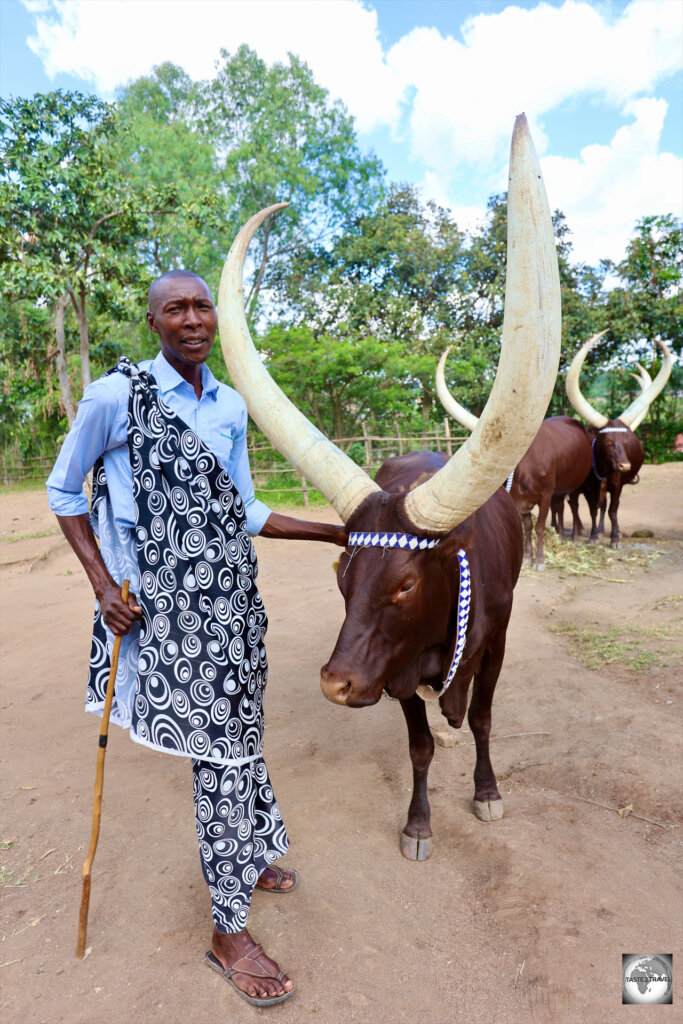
192, 757, 289, 933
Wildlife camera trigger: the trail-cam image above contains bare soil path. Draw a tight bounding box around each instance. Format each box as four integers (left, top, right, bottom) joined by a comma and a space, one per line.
1, 464, 681, 1023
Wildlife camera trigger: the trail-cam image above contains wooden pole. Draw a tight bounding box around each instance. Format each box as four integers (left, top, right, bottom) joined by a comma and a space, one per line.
444, 416, 452, 456
361, 422, 371, 470
76, 579, 130, 959
395, 421, 403, 456
300, 474, 309, 508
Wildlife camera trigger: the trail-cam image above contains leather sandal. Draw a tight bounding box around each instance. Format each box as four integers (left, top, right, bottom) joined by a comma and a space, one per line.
204, 947, 295, 1007
255, 864, 299, 894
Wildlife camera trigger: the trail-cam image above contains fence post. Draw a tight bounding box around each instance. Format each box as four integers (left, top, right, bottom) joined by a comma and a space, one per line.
361, 422, 371, 469
444, 416, 452, 456
300, 474, 310, 508
395, 421, 403, 456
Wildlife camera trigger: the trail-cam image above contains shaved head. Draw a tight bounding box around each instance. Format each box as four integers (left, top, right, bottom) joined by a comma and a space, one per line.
147, 270, 210, 314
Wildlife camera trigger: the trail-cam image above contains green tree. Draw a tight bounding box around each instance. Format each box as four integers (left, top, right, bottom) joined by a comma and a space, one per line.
272, 184, 466, 423
197, 46, 385, 311
0, 90, 177, 423
115, 64, 227, 282
604, 214, 682, 359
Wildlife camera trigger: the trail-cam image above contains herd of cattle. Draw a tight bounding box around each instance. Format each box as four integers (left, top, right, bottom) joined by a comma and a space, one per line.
217, 116, 674, 863
437, 330, 673, 569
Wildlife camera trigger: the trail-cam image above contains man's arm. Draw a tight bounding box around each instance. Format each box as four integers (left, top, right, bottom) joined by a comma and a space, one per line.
260, 512, 347, 546
55, 514, 142, 635
47, 377, 141, 635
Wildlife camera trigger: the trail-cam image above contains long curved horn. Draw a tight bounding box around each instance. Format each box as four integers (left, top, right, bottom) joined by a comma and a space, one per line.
217, 203, 380, 522
632, 362, 653, 389
565, 330, 610, 428
403, 113, 561, 534
628, 363, 652, 432
435, 346, 479, 432
619, 340, 673, 429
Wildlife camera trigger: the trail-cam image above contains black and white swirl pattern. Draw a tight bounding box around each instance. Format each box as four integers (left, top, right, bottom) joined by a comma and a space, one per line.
86, 358, 268, 766
193, 756, 288, 933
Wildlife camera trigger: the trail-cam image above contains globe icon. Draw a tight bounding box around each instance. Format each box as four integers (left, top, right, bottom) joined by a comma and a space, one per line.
622, 955, 673, 1004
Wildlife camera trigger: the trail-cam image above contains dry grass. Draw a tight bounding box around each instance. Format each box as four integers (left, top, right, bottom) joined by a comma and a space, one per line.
521, 526, 662, 581
552, 620, 683, 674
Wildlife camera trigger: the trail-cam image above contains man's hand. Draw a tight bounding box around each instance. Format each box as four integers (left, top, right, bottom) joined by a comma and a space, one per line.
98, 581, 142, 636
55, 513, 142, 634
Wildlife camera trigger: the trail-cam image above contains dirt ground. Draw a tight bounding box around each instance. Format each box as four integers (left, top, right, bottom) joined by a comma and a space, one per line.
1, 464, 681, 1024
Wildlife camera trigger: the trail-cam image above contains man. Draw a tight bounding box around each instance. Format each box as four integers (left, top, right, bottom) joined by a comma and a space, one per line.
47, 270, 346, 1007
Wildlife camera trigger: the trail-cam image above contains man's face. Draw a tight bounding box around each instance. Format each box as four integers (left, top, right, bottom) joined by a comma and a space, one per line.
146, 276, 217, 372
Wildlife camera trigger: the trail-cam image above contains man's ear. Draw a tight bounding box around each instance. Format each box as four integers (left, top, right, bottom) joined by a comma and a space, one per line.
146, 311, 158, 335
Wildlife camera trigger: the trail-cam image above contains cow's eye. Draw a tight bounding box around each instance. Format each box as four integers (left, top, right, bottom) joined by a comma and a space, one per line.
399, 581, 416, 594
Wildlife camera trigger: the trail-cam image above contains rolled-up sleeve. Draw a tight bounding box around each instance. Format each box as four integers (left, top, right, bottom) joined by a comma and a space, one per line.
46, 380, 120, 516
227, 410, 271, 537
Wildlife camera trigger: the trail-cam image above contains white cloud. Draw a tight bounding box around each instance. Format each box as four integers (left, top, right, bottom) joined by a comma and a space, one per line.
21, 0, 682, 264
385, 0, 682, 178
541, 97, 682, 266
23, 0, 404, 134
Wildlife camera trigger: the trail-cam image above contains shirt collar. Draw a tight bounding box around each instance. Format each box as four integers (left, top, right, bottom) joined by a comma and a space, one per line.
150, 350, 219, 400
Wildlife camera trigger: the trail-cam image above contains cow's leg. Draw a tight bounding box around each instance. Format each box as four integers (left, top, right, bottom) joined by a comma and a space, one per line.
568, 490, 583, 540
597, 497, 607, 535
468, 638, 505, 822
521, 512, 534, 564
399, 694, 434, 861
533, 492, 552, 570
552, 495, 566, 539
607, 489, 622, 548
588, 497, 600, 542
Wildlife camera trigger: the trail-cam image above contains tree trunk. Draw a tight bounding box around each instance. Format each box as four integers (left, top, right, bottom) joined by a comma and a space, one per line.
77, 284, 90, 391
421, 384, 433, 424
55, 295, 76, 426
246, 217, 272, 315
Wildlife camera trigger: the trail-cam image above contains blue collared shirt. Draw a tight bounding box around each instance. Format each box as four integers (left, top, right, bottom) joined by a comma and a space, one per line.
46, 351, 271, 536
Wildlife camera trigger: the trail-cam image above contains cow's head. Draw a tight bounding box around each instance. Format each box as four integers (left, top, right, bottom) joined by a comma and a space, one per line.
218, 115, 562, 707
320, 493, 463, 706
592, 420, 634, 478
566, 334, 672, 439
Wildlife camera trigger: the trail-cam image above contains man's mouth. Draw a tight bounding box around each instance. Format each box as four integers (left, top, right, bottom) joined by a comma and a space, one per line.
181, 337, 207, 347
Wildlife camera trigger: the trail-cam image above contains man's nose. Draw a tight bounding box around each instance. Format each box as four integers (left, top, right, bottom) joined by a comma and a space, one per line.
184, 307, 202, 326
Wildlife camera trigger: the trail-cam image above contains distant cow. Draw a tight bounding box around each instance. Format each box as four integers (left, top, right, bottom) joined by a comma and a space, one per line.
436, 348, 592, 570
219, 116, 561, 858
565, 334, 673, 547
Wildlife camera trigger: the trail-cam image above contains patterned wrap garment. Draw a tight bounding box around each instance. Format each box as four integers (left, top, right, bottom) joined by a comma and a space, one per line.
87, 359, 269, 767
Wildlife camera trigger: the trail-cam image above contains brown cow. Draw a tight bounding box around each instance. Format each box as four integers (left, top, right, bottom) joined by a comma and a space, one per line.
565, 334, 673, 547
436, 348, 592, 569
321, 454, 522, 858
218, 115, 561, 859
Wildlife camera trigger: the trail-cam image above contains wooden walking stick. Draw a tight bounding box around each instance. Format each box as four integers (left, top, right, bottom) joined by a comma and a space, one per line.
76, 579, 130, 959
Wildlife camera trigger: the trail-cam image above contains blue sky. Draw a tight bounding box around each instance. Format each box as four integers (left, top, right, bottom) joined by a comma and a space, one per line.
1, 0, 681, 267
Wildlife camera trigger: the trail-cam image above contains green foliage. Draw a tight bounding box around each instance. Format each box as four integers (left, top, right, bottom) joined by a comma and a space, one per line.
0, 58, 680, 473
0, 90, 172, 304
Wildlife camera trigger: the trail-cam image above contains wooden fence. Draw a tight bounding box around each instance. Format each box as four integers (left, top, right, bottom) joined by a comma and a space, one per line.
248, 418, 468, 505
1, 419, 468, 499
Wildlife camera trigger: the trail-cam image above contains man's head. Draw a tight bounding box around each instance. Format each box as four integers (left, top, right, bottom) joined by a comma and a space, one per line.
146, 270, 217, 374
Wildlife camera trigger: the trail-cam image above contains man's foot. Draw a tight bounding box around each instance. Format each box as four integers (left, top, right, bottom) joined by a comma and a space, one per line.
208, 927, 294, 1005
255, 864, 299, 893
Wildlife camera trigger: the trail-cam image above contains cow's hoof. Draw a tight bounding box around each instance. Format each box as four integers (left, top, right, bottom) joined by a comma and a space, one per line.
400, 831, 432, 861
532, 562, 545, 572
473, 798, 504, 822
610, 541, 620, 550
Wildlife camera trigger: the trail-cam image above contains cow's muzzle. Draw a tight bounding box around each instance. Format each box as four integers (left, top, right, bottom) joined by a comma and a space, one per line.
319, 666, 379, 707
